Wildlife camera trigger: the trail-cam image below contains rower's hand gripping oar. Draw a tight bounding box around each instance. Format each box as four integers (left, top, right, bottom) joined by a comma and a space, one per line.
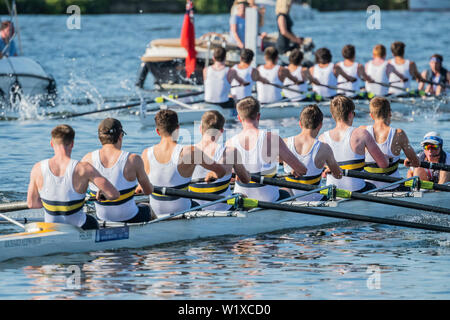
400, 158, 450, 173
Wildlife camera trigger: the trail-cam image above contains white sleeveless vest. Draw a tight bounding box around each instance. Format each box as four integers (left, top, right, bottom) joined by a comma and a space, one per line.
337, 61, 360, 97
365, 61, 389, 96
388, 59, 411, 95
89, 150, 138, 222
364, 126, 401, 189
256, 65, 283, 103
312, 63, 337, 98
229, 130, 279, 202
284, 137, 324, 201
231, 65, 254, 101
322, 127, 366, 191
205, 66, 231, 103
39, 159, 86, 227
147, 144, 192, 218
189, 145, 233, 211
283, 66, 307, 101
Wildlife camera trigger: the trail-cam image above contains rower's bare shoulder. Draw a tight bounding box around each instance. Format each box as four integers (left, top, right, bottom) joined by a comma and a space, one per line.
127, 153, 144, 167
30, 162, 42, 177
80, 152, 92, 163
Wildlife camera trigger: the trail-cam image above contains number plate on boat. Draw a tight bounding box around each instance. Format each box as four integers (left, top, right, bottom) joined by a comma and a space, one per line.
95, 226, 129, 242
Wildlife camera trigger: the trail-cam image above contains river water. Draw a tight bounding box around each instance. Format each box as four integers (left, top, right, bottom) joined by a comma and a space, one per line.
0, 9, 449, 299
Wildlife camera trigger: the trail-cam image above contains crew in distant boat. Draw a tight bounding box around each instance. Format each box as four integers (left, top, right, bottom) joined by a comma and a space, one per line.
418, 54, 449, 96
27, 125, 120, 230
283, 48, 309, 102
190, 110, 250, 210
319, 96, 389, 192
388, 41, 423, 96
256, 46, 303, 104
204, 47, 249, 109
283, 104, 342, 201
360, 97, 420, 190
365, 44, 408, 97
230, 48, 270, 101
407, 132, 450, 184
308, 47, 357, 100
0, 20, 17, 58
82, 118, 154, 223
141, 110, 226, 218
229, 0, 247, 49
276, 0, 303, 54
226, 96, 307, 202
336, 44, 373, 99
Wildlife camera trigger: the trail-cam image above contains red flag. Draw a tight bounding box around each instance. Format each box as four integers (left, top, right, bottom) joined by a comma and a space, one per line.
180, 0, 196, 79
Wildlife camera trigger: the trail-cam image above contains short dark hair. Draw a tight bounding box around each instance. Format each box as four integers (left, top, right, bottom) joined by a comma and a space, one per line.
369, 97, 391, 120
300, 105, 323, 129
98, 118, 124, 145
315, 47, 332, 64
240, 48, 254, 64
154, 110, 179, 136
330, 95, 355, 122
289, 48, 303, 65
51, 124, 75, 146
391, 41, 405, 57
264, 46, 278, 63
213, 47, 227, 62
342, 44, 355, 60
237, 96, 260, 120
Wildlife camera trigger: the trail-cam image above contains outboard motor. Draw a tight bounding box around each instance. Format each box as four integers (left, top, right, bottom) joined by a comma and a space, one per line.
9, 80, 22, 105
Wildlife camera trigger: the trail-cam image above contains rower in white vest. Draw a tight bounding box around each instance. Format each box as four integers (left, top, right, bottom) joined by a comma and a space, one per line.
226, 96, 307, 202
27, 124, 119, 230
359, 97, 420, 190
365, 44, 408, 97
256, 46, 303, 104
283, 48, 309, 101
308, 47, 356, 100
189, 110, 250, 210
141, 110, 226, 218
82, 118, 154, 223
388, 41, 423, 96
204, 47, 248, 109
231, 48, 270, 102
319, 96, 389, 193
283, 104, 342, 201
336, 44, 373, 98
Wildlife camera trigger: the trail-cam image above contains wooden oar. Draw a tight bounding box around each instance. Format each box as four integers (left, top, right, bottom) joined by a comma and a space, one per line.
153, 186, 450, 233
343, 169, 450, 192
399, 158, 450, 172
250, 175, 450, 215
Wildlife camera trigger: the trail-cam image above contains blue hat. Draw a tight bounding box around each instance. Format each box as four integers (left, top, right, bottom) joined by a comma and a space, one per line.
421, 131, 443, 146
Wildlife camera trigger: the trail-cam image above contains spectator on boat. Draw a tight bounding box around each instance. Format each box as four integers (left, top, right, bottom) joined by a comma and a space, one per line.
276, 0, 302, 55
282, 48, 309, 102
226, 96, 307, 202
81, 118, 154, 223
360, 97, 420, 190
318, 96, 389, 193
231, 0, 266, 31
189, 110, 250, 211
365, 44, 408, 97
230, 0, 247, 49
387, 41, 423, 96
141, 110, 226, 218
283, 104, 342, 201
256, 46, 303, 104
231, 48, 270, 101
27, 124, 119, 230
407, 132, 450, 184
204, 47, 249, 109
418, 54, 449, 96
0, 20, 17, 58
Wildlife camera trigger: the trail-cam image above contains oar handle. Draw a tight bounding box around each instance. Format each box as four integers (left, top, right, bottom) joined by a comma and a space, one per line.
399, 158, 450, 172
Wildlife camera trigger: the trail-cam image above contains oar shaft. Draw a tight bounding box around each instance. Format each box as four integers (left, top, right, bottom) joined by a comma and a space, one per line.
399, 158, 450, 172
0, 201, 28, 213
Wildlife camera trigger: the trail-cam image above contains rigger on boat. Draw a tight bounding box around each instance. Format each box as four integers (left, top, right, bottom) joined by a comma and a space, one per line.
0, 95, 449, 262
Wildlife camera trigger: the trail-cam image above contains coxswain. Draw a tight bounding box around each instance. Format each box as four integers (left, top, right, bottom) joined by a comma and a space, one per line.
82, 118, 154, 223
141, 110, 226, 218
27, 124, 119, 230
418, 54, 449, 96
189, 110, 250, 210
283, 104, 342, 201
318, 96, 389, 192
360, 97, 420, 190
226, 96, 307, 202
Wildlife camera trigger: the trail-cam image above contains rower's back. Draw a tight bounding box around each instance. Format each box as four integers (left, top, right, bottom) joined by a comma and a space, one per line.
365, 44, 389, 96
283, 49, 307, 101
231, 49, 255, 101
204, 47, 231, 104
311, 48, 337, 98
256, 47, 283, 104
337, 45, 360, 97
388, 42, 411, 95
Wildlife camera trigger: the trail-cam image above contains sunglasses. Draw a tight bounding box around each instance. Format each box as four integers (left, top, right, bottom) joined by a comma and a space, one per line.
424, 144, 440, 151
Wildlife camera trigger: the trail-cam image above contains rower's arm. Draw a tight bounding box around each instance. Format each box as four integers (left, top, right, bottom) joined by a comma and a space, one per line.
27, 163, 43, 209
357, 64, 374, 83
252, 68, 270, 84
409, 61, 424, 82
387, 63, 408, 82
397, 129, 420, 168
277, 135, 307, 176
321, 143, 342, 179
279, 66, 302, 83
83, 163, 120, 200
80, 152, 92, 164
228, 68, 249, 86
334, 64, 356, 82
229, 147, 250, 184
418, 70, 428, 91
438, 170, 449, 184
131, 154, 153, 195
362, 130, 389, 168
306, 66, 321, 85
